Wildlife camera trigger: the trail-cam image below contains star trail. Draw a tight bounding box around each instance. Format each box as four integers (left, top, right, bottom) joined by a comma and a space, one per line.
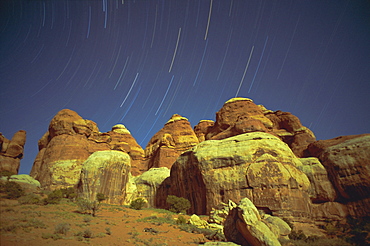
1, 0, 369, 174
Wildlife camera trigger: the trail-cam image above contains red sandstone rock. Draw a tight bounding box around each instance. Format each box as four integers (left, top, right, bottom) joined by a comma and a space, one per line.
0, 131, 26, 174
194, 120, 214, 142
144, 114, 199, 169
30, 109, 145, 189
202, 98, 315, 157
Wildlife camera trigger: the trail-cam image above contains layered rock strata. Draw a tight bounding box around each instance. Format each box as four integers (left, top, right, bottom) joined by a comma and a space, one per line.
30, 109, 145, 190
144, 114, 199, 169
195, 97, 315, 157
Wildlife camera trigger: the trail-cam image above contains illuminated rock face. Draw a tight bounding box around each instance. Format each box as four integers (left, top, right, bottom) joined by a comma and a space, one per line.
30, 109, 145, 190
0, 130, 26, 175
78, 150, 132, 205
144, 114, 199, 169
306, 134, 370, 218
156, 132, 312, 218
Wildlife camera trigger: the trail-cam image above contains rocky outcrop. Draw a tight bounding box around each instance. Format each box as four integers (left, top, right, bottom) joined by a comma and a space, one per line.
0, 131, 26, 174
306, 134, 370, 218
156, 132, 311, 219
144, 114, 199, 169
78, 150, 132, 205
30, 109, 145, 190
0, 174, 40, 193
134, 167, 170, 207
224, 198, 282, 246
202, 98, 315, 157
297, 157, 337, 203
194, 120, 214, 142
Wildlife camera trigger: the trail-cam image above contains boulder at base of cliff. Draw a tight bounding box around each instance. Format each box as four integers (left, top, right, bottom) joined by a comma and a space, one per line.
134, 167, 170, 207
78, 150, 132, 205
224, 198, 281, 246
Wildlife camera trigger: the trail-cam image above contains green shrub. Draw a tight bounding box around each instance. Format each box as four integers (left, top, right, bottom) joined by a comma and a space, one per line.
96, 193, 106, 203
18, 193, 42, 205
130, 198, 147, 210
60, 187, 77, 200
55, 223, 70, 235
43, 189, 63, 204
0, 181, 25, 199
105, 227, 112, 235
76, 198, 101, 217
176, 215, 187, 224
83, 228, 93, 238
166, 195, 191, 214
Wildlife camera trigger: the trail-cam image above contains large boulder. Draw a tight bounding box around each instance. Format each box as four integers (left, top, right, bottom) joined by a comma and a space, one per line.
144, 114, 199, 169
30, 109, 145, 190
306, 134, 370, 217
224, 198, 281, 246
156, 132, 311, 219
78, 150, 132, 205
134, 167, 170, 207
0, 131, 26, 174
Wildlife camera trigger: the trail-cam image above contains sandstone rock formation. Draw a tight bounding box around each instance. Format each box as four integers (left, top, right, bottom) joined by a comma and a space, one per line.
0, 174, 40, 193
144, 114, 199, 169
194, 120, 214, 142
134, 167, 170, 207
0, 131, 26, 174
297, 157, 337, 203
224, 197, 282, 246
306, 134, 370, 218
78, 150, 132, 205
201, 97, 315, 157
156, 132, 311, 219
30, 109, 145, 190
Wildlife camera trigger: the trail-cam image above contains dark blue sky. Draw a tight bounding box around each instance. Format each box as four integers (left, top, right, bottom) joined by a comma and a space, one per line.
1, 0, 369, 174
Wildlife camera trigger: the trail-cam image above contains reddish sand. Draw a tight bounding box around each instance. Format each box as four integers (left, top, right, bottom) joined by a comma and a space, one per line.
0, 199, 208, 246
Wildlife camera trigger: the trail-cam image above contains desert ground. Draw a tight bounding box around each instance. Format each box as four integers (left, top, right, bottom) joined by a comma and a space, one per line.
0, 199, 209, 246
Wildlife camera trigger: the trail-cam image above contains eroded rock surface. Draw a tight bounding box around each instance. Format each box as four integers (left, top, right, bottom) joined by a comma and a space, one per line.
144, 114, 199, 169
30, 109, 145, 190
78, 150, 132, 205
0, 131, 26, 174
156, 132, 311, 218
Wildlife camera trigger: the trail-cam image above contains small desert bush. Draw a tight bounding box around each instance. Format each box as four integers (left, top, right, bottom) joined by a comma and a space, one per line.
105, 227, 112, 235
42, 232, 63, 240
54, 223, 70, 235
166, 195, 191, 214
176, 215, 187, 224
18, 193, 42, 205
0, 181, 25, 199
130, 198, 146, 210
178, 224, 225, 241
60, 187, 77, 201
96, 193, 106, 203
76, 198, 101, 217
43, 189, 63, 204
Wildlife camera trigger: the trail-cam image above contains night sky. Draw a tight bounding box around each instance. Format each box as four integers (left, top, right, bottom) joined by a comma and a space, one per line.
1, 0, 369, 175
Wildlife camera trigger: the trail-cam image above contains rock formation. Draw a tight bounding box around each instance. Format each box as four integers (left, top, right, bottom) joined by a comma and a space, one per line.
156, 132, 312, 219
306, 134, 370, 218
194, 120, 214, 142
0, 174, 40, 193
144, 114, 199, 169
0, 130, 26, 175
134, 167, 170, 207
199, 97, 315, 157
78, 150, 132, 205
224, 197, 283, 246
30, 109, 145, 190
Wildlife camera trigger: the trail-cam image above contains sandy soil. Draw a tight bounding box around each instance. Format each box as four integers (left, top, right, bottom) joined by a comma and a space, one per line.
0, 199, 209, 246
